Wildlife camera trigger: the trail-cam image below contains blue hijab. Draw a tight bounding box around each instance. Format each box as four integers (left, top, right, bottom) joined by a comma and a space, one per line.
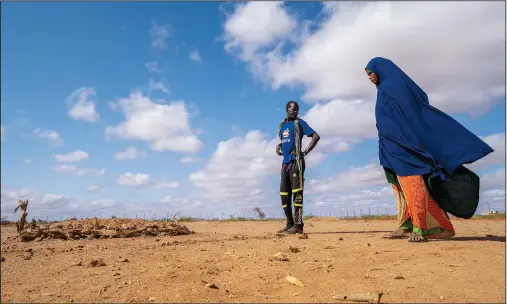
365, 57, 493, 179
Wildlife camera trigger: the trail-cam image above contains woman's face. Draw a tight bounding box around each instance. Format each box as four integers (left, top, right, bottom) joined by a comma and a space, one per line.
365, 68, 379, 85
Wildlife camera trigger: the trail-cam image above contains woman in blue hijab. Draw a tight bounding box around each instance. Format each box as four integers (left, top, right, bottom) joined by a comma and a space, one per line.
365, 57, 493, 242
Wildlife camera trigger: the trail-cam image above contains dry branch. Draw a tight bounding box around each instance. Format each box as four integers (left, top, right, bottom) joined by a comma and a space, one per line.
18, 218, 193, 242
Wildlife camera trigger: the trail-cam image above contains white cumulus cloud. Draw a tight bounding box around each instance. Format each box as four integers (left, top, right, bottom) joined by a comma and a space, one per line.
223, 2, 297, 61
189, 130, 324, 205
114, 146, 147, 161
117, 172, 151, 187
54, 150, 89, 163
466, 133, 505, 171
105, 91, 202, 153
33, 128, 63, 145
222, 2, 505, 114
308, 163, 387, 195
66, 87, 100, 122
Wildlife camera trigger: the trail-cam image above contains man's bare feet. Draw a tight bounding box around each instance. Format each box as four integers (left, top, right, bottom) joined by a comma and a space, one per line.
408, 232, 427, 242
426, 230, 455, 240
382, 228, 411, 239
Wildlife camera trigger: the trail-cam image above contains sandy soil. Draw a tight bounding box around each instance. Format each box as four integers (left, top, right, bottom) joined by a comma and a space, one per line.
1, 218, 505, 303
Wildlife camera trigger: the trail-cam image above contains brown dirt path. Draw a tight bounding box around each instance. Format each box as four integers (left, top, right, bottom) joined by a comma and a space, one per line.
1, 218, 505, 303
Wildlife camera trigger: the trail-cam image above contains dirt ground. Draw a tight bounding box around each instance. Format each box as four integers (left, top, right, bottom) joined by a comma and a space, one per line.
1, 218, 505, 303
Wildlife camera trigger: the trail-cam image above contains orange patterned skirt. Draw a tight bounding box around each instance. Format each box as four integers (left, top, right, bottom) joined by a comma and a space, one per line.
391, 175, 454, 236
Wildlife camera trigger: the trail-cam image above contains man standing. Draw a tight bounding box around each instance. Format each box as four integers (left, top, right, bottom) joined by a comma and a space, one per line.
276, 101, 320, 234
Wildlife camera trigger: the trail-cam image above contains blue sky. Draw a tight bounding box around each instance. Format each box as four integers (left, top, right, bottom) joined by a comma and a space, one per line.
1, 2, 505, 220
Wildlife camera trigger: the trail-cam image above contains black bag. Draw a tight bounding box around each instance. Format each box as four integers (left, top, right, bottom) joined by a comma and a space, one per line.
425, 166, 481, 219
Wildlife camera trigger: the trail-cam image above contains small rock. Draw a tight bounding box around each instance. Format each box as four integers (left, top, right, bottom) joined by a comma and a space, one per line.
272, 252, 289, 261
41, 292, 53, 297
289, 246, 300, 253
99, 285, 111, 295
298, 234, 309, 239
26, 248, 33, 252
324, 245, 334, 249
1, 257, 5, 262
88, 259, 106, 267
206, 283, 218, 289
285, 275, 305, 287
394, 275, 405, 280
119, 258, 129, 262
439, 296, 445, 300
338, 237, 344, 240
154, 238, 160, 242
148, 297, 156, 302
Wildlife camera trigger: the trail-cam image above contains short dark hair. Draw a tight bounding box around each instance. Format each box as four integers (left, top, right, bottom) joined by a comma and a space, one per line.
286, 100, 299, 111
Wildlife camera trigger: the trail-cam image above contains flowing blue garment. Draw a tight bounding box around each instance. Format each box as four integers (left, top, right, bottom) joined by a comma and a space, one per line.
365, 57, 494, 179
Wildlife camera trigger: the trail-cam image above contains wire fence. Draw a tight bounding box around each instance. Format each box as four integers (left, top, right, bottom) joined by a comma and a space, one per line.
2, 208, 401, 223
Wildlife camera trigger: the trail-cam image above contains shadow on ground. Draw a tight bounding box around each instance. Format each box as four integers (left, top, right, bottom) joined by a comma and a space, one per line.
449, 235, 506, 242
307, 230, 391, 235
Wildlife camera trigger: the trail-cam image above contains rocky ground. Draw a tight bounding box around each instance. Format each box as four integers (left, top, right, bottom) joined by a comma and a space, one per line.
1, 218, 505, 303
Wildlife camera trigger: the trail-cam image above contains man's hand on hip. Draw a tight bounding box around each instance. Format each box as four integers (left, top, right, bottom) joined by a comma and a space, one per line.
276, 144, 282, 156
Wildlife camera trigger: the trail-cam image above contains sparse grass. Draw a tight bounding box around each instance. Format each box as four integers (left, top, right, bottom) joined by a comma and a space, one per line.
471, 212, 506, 220
177, 217, 201, 222
3, 212, 504, 225
359, 215, 397, 220
225, 216, 249, 221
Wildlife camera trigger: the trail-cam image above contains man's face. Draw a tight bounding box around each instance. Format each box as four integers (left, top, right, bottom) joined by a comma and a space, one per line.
287, 103, 298, 120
